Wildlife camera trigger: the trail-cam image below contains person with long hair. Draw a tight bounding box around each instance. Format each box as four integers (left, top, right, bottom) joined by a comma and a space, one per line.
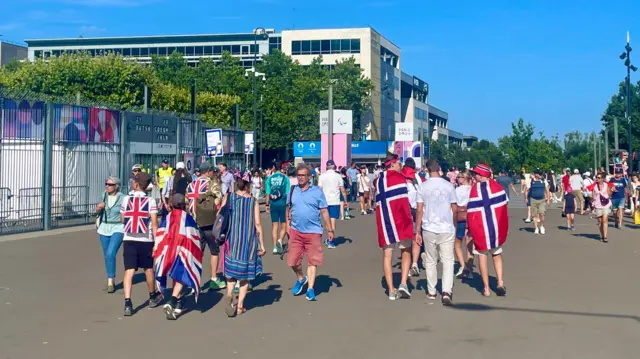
339, 167, 352, 220
223, 171, 266, 316
96, 176, 125, 293
454, 170, 474, 279
586, 172, 614, 242
357, 166, 372, 215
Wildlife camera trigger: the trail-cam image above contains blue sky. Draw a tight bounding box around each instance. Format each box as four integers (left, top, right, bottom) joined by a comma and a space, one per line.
1, 0, 638, 142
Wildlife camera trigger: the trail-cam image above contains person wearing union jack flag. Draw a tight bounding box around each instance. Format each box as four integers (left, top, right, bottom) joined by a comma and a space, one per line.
468, 164, 508, 297
120, 172, 162, 316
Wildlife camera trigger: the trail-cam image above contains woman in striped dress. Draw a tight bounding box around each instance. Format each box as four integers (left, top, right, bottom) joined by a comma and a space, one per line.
223, 171, 266, 317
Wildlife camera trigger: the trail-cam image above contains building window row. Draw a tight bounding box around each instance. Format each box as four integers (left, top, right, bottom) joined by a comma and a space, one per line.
269, 36, 282, 52
291, 39, 360, 55
34, 44, 260, 59
415, 107, 427, 120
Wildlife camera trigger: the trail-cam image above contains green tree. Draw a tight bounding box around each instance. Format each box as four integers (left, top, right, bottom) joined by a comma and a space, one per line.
601, 80, 640, 152
498, 118, 534, 169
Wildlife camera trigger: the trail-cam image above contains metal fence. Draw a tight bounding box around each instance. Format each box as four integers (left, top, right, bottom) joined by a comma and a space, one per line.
0, 95, 245, 235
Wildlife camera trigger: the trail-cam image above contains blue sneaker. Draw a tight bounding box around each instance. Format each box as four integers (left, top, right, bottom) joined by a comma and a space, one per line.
306, 288, 317, 301
292, 276, 308, 296
326, 240, 336, 249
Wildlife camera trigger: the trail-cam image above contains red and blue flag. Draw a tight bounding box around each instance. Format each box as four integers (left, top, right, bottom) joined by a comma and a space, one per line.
375, 170, 414, 248
122, 196, 151, 233
467, 179, 509, 252
187, 178, 209, 215
154, 209, 203, 300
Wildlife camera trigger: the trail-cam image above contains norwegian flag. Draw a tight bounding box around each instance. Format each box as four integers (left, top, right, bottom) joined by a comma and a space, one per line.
122, 196, 151, 233
187, 178, 209, 216
154, 210, 203, 300
375, 170, 414, 248
467, 179, 509, 252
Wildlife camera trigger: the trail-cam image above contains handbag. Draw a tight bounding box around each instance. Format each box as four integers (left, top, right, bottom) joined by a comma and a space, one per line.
95, 192, 107, 229
596, 184, 610, 206
211, 194, 232, 244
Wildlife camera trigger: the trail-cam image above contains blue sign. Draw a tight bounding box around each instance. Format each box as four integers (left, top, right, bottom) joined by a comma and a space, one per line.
205, 128, 223, 157
293, 141, 321, 157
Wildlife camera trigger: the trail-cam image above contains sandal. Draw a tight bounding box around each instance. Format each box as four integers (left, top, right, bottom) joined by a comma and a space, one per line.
602, 237, 608, 243
482, 289, 491, 297
237, 306, 247, 315
224, 295, 237, 317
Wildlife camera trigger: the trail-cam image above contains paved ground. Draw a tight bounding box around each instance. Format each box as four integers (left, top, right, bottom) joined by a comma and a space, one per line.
1, 203, 639, 359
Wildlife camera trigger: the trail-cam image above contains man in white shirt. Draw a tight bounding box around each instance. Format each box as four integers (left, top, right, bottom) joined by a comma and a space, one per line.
120, 172, 161, 316
415, 159, 457, 306
318, 160, 347, 249
570, 169, 585, 215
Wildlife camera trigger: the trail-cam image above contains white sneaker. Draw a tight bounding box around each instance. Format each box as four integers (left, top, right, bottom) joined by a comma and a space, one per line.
540, 226, 546, 235
534, 227, 540, 235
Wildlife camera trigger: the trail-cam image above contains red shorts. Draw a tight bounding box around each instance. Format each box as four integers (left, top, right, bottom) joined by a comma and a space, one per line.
286, 229, 324, 267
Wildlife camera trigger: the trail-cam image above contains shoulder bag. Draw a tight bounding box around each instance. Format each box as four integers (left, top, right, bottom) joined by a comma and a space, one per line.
95, 192, 107, 229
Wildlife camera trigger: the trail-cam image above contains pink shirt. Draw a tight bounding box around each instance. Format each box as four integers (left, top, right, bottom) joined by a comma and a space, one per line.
587, 182, 613, 209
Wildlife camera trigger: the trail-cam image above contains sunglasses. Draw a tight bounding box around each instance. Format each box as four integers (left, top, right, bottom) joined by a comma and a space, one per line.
133, 169, 140, 172
105, 183, 116, 187
296, 173, 309, 177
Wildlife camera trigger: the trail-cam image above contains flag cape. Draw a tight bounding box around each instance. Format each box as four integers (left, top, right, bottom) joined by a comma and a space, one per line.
153, 210, 203, 300
375, 170, 414, 248
467, 179, 509, 252
187, 178, 209, 216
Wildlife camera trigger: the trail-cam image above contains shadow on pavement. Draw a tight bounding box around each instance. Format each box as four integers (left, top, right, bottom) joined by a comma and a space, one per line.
315, 274, 343, 295
449, 303, 640, 322
380, 273, 416, 293
333, 236, 353, 247
572, 233, 602, 241
244, 284, 282, 310
460, 273, 498, 295
114, 272, 147, 292
519, 227, 535, 233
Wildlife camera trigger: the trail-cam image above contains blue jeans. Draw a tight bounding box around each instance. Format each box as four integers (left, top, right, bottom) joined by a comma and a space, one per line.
99, 233, 124, 279
350, 182, 358, 202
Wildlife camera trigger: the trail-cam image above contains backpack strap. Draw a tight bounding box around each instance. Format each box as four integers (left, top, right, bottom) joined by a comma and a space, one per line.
288, 185, 297, 207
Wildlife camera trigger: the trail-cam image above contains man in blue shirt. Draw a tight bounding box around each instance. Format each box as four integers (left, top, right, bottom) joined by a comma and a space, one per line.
285, 164, 334, 301
611, 168, 628, 229
346, 162, 359, 202
265, 161, 290, 254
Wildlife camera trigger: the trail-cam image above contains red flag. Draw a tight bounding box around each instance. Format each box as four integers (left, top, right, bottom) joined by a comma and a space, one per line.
374, 170, 414, 248
467, 179, 509, 252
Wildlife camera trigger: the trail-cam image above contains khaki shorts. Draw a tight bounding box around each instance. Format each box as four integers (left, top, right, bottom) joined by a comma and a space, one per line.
473, 246, 504, 256
594, 207, 611, 217
530, 198, 546, 216
383, 239, 411, 251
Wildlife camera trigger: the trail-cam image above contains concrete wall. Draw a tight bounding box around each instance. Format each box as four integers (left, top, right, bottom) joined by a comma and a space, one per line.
0, 42, 28, 67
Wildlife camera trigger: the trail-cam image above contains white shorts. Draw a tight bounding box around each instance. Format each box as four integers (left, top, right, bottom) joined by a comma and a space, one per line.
473, 246, 503, 256
383, 239, 411, 251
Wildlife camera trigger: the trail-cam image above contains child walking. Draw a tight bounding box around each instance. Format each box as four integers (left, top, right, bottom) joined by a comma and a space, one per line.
563, 191, 577, 230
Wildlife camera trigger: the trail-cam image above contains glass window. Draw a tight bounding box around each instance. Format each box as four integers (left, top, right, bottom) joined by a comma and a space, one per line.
321, 40, 330, 54
186, 47, 194, 56
292, 41, 301, 55
311, 40, 321, 54
341, 39, 351, 53
140, 48, 149, 56
132, 48, 140, 56
89, 49, 96, 56
123, 48, 131, 56
204, 46, 212, 55
34, 50, 42, 58
176, 47, 185, 54
250, 44, 258, 54
113, 48, 121, 55
150, 47, 158, 55
222, 45, 231, 53
331, 39, 340, 53
195, 46, 203, 56
301, 40, 311, 54
213, 45, 222, 55
231, 45, 240, 54
351, 39, 360, 53
159, 47, 167, 55
241, 45, 249, 54
394, 100, 399, 113
52, 50, 60, 57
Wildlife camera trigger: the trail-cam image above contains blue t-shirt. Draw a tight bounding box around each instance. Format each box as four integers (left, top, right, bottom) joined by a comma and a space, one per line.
287, 185, 328, 234
611, 177, 628, 200
346, 168, 358, 182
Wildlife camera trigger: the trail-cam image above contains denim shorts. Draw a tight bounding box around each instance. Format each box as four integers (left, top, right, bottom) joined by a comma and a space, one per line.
455, 221, 467, 239
612, 198, 625, 209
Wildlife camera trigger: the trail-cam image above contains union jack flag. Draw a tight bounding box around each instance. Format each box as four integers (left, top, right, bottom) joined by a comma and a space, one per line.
187, 178, 209, 215
122, 196, 151, 233
375, 170, 414, 248
467, 179, 509, 252
154, 210, 203, 301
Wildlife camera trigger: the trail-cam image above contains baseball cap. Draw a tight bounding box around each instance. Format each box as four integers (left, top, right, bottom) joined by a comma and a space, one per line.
162, 159, 169, 164
326, 160, 336, 167
131, 164, 142, 171
200, 164, 213, 173
573, 169, 579, 174
176, 161, 185, 169
470, 163, 492, 177
534, 168, 543, 175
615, 168, 624, 174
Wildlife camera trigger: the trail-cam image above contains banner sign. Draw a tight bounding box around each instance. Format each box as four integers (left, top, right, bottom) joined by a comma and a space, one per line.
395, 123, 414, 142
319, 109, 353, 134
205, 128, 223, 157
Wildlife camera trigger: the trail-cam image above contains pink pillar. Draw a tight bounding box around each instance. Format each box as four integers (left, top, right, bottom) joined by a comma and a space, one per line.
321, 133, 351, 172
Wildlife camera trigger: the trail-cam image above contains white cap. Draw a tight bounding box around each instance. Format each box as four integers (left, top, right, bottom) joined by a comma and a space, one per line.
573, 169, 579, 174
132, 164, 141, 170
584, 171, 591, 176
176, 161, 185, 169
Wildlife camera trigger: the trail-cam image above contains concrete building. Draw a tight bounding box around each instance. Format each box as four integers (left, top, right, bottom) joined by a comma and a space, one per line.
399, 71, 429, 141
0, 41, 28, 67
281, 27, 401, 141
24, 30, 278, 68
463, 135, 478, 149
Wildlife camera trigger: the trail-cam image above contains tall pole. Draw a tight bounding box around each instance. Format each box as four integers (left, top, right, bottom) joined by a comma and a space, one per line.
621, 31, 637, 170
259, 108, 263, 168
605, 127, 610, 174
252, 28, 265, 167
593, 132, 597, 172
328, 84, 334, 162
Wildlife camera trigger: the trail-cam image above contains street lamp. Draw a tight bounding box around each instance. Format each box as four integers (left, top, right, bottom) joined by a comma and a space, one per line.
620, 31, 638, 171
245, 67, 266, 167
252, 27, 267, 167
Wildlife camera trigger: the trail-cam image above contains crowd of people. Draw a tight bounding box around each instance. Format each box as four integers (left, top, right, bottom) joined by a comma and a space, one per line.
97, 151, 640, 319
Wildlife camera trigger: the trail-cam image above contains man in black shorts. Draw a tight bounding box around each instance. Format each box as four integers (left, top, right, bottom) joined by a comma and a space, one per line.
120, 172, 162, 316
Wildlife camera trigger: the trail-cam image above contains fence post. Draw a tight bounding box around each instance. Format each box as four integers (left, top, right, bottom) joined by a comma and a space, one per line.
176, 117, 182, 161
42, 103, 54, 231
120, 111, 127, 183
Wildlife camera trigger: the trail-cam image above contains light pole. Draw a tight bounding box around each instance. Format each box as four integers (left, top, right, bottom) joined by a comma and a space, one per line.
252, 27, 266, 167
246, 66, 266, 167
620, 31, 638, 172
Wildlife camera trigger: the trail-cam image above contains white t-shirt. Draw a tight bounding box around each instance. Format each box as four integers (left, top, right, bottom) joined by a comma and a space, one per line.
120, 191, 157, 243
455, 184, 472, 207
569, 174, 584, 191
417, 177, 457, 234
318, 169, 343, 206
357, 173, 371, 192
